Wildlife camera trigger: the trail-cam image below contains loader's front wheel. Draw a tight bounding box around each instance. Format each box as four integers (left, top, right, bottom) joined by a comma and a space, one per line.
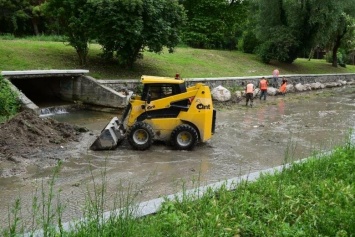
171, 124, 198, 150
128, 122, 154, 150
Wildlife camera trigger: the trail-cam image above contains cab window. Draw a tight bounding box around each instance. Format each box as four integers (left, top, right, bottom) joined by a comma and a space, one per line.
143, 84, 176, 101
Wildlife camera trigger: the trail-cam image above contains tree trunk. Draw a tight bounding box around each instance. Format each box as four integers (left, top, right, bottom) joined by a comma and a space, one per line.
308, 48, 314, 61
76, 48, 88, 66
331, 25, 347, 67
32, 18, 39, 36
331, 42, 339, 67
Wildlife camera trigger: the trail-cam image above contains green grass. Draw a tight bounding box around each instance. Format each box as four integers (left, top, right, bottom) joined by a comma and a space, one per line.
1, 39, 354, 79
71, 142, 355, 237
0, 75, 20, 122
2, 140, 354, 236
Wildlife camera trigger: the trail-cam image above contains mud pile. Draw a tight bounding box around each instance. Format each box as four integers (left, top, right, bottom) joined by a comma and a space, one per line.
0, 110, 88, 161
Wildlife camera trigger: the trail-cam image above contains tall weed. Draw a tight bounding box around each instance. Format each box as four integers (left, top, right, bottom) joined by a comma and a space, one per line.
140, 142, 355, 236
2, 162, 64, 237
0, 75, 20, 122
2, 141, 354, 236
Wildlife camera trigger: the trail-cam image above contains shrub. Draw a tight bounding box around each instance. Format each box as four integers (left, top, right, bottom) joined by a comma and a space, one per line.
256, 27, 300, 64
0, 75, 20, 122
0, 33, 16, 40
239, 31, 259, 54
324, 50, 347, 67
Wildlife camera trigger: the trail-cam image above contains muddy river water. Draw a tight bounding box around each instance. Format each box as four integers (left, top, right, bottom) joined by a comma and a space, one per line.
0, 86, 355, 229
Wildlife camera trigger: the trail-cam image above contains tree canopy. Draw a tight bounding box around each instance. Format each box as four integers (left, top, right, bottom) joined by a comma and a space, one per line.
255, 0, 355, 66
91, 0, 186, 68
0, 0, 46, 35
41, 0, 185, 67
1, 0, 354, 67
180, 0, 249, 50
44, 0, 92, 65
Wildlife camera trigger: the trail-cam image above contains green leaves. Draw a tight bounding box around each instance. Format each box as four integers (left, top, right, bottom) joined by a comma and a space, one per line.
182, 0, 249, 50
0, 75, 20, 122
0, 0, 47, 35
44, 0, 92, 65
92, 0, 185, 68
255, 0, 355, 65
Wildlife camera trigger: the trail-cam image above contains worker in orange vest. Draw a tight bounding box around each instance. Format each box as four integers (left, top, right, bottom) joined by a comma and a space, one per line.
279, 77, 287, 96
245, 81, 255, 107
259, 77, 268, 100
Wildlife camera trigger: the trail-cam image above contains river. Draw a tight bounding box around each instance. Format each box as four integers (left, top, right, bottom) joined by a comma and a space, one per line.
0, 86, 354, 230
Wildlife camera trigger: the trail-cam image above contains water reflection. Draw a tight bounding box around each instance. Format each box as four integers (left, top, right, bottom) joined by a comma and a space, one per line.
278, 99, 285, 115
53, 110, 118, 131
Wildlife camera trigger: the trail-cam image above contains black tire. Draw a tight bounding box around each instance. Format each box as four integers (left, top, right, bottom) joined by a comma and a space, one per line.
170, 124, 198, 150
127, 122, 154, 150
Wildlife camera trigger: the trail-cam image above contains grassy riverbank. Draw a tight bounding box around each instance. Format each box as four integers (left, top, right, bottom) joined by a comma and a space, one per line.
2, 140, 354, 236
1, 39, 355, 79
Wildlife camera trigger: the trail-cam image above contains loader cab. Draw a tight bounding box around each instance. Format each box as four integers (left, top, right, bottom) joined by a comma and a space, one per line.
137, 77, 189, 121
142, 83, 189, 109
141, 83, 187, 102
140, 75, 187, 102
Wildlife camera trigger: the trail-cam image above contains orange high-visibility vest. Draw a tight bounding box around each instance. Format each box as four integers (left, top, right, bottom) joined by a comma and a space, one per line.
280, 83, 287, 93
246, 83, 254, 93
260, 79, 268, 90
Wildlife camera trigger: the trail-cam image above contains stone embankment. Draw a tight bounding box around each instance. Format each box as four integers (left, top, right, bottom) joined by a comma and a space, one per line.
210, 78, 355, 102
100, 73, 355, 102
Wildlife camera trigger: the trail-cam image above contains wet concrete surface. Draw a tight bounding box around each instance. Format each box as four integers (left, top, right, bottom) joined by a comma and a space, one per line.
0, 86, 355, 229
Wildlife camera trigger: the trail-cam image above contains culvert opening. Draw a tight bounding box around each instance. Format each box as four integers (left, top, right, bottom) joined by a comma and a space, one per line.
2, 69, 124, 116
9, 76, 74, 108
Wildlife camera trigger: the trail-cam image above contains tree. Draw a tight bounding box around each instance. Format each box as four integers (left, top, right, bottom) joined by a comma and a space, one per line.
29, 0, 46, 35
329, 12, 355, 67
341, 16, 355, 65
255, 0, 355, 66
299, 0, 355, 67
92, 0, 186, 68
44, 0, 92, 65
181, 0, 249, 49
0, 0, 46, 35
255, 0, 301, 63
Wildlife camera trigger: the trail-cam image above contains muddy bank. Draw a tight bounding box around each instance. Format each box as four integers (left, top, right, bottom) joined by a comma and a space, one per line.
0, 86, 354, 229
0, 110, 89, 177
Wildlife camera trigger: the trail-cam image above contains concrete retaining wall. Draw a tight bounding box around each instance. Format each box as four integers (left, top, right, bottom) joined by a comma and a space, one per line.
61, 75, 129, 108
1, 70, 130, 111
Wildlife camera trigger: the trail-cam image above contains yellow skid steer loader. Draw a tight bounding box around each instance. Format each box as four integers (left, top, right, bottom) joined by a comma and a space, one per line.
90, 75, 216, 151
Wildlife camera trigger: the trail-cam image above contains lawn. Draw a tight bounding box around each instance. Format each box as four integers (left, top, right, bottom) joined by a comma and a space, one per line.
1, 39, 354, 79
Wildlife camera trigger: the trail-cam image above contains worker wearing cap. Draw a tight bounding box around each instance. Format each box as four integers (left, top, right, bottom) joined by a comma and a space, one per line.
272, 68, 280, 87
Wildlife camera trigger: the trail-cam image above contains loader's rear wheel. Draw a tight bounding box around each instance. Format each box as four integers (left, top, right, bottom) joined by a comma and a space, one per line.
171, 124, 198, 150
128, 122, 154, 150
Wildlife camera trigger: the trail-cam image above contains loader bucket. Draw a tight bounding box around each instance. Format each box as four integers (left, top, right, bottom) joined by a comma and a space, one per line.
90, 117, 125, 150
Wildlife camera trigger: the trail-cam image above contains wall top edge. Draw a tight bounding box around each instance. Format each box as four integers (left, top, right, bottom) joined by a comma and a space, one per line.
98, 73, 355, 83
1, 69, 89, 76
